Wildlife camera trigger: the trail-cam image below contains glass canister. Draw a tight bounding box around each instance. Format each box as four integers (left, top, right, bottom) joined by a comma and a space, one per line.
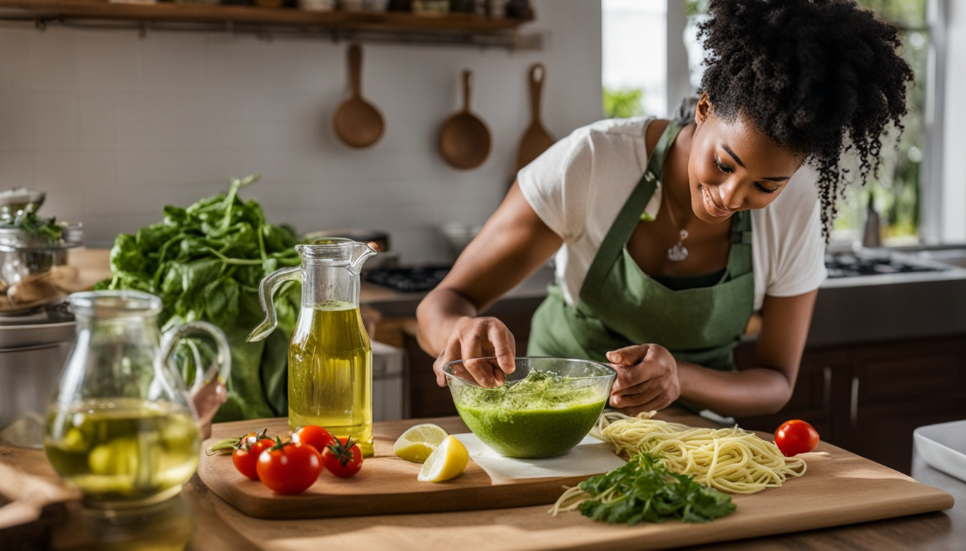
44, 290, 231, 511
248, 239, 376, 456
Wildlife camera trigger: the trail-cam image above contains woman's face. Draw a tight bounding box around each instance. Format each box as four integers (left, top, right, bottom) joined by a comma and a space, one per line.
687, 97, 804, 224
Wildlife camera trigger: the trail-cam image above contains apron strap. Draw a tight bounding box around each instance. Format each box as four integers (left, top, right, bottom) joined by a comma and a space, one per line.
726, 210, 753, 277
578, 120, 682, 308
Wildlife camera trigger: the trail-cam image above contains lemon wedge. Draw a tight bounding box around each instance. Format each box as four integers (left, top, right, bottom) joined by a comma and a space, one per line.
393, 423, 449, 463
417, 436, 469, 483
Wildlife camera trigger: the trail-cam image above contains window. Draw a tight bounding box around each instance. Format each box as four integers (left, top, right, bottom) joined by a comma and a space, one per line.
603, 0, 936, 245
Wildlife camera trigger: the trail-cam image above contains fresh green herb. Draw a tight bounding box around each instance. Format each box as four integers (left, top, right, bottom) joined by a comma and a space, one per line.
98, 175, 302, 421
575, 453, 736, 525
1, 211, 63, 242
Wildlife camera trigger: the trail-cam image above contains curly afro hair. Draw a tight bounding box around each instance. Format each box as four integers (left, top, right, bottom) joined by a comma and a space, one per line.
698, 0, 914, 239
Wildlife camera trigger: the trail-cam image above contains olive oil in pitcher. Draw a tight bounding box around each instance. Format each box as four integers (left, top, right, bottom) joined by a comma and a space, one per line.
44, 398, 201, 508
248, 239, 377, 457
289, 301, 373, 455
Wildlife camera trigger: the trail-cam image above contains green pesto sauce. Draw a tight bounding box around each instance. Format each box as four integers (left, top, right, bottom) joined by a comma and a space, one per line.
455, 370, 607, 459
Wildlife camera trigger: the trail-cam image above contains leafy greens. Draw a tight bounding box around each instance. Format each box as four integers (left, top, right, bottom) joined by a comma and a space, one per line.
1, 211, 64, 242
577, 453, 736, 525
98, 175, 302, 421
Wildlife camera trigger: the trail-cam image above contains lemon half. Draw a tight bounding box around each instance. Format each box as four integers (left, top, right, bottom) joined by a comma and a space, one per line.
393, 423, 448, 463
417, 435, 469, 483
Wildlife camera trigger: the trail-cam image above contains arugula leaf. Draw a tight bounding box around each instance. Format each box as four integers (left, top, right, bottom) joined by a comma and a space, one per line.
102, 175, 303, 421
576, 453, 736, 525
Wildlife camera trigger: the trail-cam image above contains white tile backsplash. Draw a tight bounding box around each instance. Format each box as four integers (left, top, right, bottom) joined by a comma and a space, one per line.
0, 0, 603, 263
29, 31, 79, 91
76, 33, 140, 91
0, 151, 35, 188
0, 92, 35, 149
32, 92, 79, 149
78, 93, 118, 148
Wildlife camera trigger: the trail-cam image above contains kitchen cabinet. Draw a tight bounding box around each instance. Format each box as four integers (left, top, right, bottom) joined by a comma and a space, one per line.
736, 334, 966, 475
0, 0, 536, 48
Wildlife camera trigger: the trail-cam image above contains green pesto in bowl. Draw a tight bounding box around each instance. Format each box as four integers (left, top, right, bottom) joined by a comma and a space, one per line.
446, 360, 614, 459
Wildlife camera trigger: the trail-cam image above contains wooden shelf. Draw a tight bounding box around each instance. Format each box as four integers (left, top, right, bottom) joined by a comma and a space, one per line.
0, 0, 538, 47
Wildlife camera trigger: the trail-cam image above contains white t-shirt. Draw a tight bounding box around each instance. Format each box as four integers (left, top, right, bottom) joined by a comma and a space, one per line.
517, 117, 828, 312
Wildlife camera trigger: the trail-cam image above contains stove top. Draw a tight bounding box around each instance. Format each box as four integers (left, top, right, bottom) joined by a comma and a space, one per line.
824, 252, 946, 279
364, 253, 952, 292
363, 265, 451, 293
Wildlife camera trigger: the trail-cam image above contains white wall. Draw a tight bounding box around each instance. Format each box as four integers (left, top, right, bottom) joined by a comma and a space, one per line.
0, 0, 603, 264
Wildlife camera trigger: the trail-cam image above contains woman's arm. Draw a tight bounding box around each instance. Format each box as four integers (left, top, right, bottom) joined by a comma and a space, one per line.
609, 289, 819, 417
416, 182, 562, 386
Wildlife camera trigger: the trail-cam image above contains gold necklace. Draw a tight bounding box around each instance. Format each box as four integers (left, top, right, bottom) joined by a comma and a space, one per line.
662, 186, 689, 262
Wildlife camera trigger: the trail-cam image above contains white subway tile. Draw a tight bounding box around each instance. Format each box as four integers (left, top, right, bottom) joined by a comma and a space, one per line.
0, 30, 32, 92
0, 92, 34, 149
78, 93, 117, 148
198, 148, 267, 183
29, 30, 78, 91
205, 36, 269, 93
139, 34, 207, 91
115, 148, 205, 188
76, 33, 139, 91
32, 92, 79, 149
36, 150, 116, 192
0, 151, 36, 188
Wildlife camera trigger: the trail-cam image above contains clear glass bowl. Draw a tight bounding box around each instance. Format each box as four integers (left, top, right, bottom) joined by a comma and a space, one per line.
443, 357, 616, 458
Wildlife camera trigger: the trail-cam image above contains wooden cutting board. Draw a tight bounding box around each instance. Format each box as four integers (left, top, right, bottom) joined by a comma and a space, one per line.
198, 414, 954, 534
198, 416, 595, 519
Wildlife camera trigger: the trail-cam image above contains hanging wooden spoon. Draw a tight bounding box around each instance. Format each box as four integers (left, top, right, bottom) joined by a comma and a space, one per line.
439, 69, 492, 170
515, 63, 555, 171
333, 43, 385, 149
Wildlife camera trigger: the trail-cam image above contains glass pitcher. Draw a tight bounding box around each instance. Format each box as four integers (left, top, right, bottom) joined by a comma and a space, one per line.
44, 290, 231, 511
248, 239, 376, 456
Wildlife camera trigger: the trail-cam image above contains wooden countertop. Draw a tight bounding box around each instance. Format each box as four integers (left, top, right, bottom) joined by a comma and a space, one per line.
2, 409, 962, 551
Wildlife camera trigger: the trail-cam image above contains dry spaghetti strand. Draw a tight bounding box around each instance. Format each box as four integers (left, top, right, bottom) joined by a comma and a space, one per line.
594, 411, 807, 495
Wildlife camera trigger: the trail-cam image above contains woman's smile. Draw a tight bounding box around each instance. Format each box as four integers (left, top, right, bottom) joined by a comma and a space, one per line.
699, 185, 734, 218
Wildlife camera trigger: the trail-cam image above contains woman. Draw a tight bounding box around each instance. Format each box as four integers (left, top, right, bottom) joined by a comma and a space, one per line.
416, 0, 913, 417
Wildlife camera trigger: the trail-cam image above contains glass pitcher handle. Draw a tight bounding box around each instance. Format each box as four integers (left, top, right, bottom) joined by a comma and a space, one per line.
161, 321, 232, 438
160, 321, 232, 395
247, 266, 301, 342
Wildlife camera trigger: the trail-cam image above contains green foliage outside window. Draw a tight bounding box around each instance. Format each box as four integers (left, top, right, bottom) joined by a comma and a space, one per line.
834, 0, 927, 242
603, 87, 646, 119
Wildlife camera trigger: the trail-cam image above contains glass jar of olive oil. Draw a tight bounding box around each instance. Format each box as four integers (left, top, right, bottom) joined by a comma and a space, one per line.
44, 291, 231, 511
248, 239, 376, 456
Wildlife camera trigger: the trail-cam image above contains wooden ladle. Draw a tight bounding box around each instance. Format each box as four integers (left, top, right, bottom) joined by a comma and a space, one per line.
515, 63, 555, 171
439, 70, 492, 170
333, 44, 385, 149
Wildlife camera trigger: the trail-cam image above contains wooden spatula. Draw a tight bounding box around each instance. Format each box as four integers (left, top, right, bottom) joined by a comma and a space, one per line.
514, 63, 555, 172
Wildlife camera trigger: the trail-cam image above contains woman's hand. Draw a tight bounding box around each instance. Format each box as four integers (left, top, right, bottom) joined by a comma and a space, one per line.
606, 344, 680, 414
433, 316, 517, 388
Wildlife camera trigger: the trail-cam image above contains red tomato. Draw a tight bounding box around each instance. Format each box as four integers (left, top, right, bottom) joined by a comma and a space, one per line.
291, 425, 337, 455
256, 438, 322, 494
321, 437, 363, 478
232, 436, 274, 480
774, 420, 820, 457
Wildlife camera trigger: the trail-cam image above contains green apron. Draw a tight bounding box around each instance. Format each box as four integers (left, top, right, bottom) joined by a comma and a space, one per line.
528, 120, 755, 373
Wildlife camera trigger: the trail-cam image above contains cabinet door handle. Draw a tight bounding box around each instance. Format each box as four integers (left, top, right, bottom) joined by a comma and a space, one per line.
850, 376, 860, 427
822, 367, 832, 409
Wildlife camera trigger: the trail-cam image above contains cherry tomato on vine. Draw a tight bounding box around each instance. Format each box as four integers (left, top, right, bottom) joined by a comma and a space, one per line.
774, 420, 820, 457
256, 437, 322, 495
291, 425, 337, 455
232, 429, 274, 480
321, 437, 363, 478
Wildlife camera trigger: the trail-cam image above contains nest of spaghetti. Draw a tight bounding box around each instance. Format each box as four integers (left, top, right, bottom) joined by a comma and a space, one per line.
592, 410, 808, 495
